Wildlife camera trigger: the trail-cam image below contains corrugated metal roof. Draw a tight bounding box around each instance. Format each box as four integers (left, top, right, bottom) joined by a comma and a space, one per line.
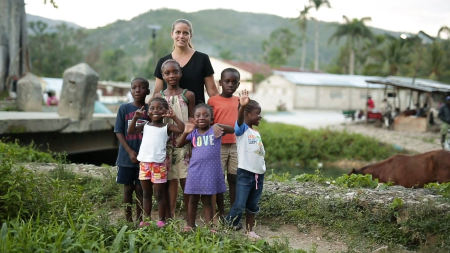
274, 71, 386, 88
366, 76, 450, 93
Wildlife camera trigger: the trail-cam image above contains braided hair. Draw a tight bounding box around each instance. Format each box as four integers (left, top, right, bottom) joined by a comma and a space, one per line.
148, 97, 169, 110
239, 100, 260, 113
161, 59, 181, 73
194, 103, 214, 118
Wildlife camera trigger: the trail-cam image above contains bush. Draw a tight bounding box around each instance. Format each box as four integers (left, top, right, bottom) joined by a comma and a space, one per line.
256, 121, 405, 166
0, 139, 56, 163
424, 182, 450, 198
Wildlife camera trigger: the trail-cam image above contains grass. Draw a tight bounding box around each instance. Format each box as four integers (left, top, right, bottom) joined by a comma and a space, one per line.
0, 140, 303, 253
256, 120, 407, 168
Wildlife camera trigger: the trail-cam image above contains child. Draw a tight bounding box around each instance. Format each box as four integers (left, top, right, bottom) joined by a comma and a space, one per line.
225, 89, 266, 239
177, 104, 234, 230
114, 77, 150, 222
128, 97, 185, 227
207, 68, 240, 220
46, 91, 59, 106
154, 59, 195, 218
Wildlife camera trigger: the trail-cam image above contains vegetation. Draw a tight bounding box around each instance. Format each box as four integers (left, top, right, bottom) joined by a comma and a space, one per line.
0, 140, 299, 252
256, 121, 405, 168
262, 170, 450, 251
2, 136, 450, 251
328, 16, 373, 75
27, 8, 402, 80
293, 5, 313, 69
262, 28, 297, 67
309, 0, 332, 71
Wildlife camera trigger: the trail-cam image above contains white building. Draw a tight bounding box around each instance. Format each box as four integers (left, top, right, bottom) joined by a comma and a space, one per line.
252, 71, 418, 112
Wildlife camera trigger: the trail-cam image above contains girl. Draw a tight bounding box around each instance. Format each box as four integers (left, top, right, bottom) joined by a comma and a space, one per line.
154, 59, 195, 219
225, 89, 266, 239
128, 97, 185, 227
153, 19, 219, 105
177, 104, 234, 231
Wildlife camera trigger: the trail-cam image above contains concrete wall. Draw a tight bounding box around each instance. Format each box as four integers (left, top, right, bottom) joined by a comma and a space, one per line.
253, 75, 295, 111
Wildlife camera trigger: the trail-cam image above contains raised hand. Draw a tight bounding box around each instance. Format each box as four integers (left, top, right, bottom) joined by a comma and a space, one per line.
134, 106, 145, 118
213, 124, 224, 138
239, 89, 250, 107
162, 105, 175, 118
184, 121, 196, 134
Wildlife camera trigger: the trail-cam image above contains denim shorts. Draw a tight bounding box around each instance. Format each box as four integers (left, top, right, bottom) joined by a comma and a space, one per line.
116, 166, 140, 185
225, 168, 264, 226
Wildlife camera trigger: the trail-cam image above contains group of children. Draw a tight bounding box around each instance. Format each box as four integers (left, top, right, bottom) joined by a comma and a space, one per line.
114, 59, 266, 238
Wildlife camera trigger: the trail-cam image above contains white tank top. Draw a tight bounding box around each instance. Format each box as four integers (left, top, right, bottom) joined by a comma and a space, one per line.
137, 124, 169, 163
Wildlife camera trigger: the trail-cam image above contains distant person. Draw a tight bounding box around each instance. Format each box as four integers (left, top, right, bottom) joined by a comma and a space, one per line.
225, 90, 266, 239
176, 104, 234, 232
114, 77, 150, 223
438, 96, 450, 149
154, 59, 195, 219
367, 95, 375, 111
127, 97, 185, 227
127, 90, 133, 103
46, 91, 59, 106
11, 75, 18, 98
207, 68, 240, 222
153, 19, 219, 105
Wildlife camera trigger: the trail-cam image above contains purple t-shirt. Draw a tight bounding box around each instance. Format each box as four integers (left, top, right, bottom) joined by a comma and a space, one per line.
184, 127, 227, 195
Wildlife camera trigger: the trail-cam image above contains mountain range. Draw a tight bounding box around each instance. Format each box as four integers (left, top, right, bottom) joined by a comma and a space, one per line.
27, 8, 402, 69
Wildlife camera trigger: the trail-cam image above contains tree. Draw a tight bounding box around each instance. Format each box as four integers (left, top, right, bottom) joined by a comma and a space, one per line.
438, 26, 450, 39
262, 28, 296, 67
219, 49, 235, 60
310, 0, 331, 71
29, 22, 85, 77
427, 41, 444, 80
294, 5, 313, 69
329, 16, 373, 75
0, 0, 57, 94
364, 35, 414, 76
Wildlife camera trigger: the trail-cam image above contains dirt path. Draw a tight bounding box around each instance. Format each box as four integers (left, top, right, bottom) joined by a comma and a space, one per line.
331, 122, 441, 154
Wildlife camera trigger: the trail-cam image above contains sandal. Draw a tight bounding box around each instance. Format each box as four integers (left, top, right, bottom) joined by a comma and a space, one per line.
246, 231, 261, 240
183, 226, 193, 232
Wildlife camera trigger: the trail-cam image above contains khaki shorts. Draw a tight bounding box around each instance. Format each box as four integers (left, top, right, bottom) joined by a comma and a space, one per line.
221, 143, 238, 175
441, 122, 450, 135
168, 160, 188, 180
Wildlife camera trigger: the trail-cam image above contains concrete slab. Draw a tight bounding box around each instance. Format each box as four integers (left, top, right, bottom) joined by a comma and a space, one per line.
0, 112, 116, 134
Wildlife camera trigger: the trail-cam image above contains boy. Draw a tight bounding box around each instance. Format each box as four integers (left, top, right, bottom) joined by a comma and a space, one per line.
207, 68, 240, 220
114, 77, 150, 222
226, 89, 265, 239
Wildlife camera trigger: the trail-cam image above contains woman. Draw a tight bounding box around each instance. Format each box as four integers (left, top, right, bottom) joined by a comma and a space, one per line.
153, 19, 219, 105
153, 19, 219, 219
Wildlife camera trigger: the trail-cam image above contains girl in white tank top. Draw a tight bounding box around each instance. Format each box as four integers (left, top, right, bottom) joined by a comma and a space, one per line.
127, 97, 185, 227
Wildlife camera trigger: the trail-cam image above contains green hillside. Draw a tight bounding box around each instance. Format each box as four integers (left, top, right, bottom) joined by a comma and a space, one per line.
84, 8, 401, 69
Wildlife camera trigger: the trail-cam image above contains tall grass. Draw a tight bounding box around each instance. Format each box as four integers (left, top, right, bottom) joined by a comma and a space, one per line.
257, 121, 405, 166
0, 140, 301, 252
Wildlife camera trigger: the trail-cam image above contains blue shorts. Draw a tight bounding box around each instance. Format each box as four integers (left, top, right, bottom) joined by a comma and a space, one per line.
116, 166, 141, 185
226, 168, 264, 226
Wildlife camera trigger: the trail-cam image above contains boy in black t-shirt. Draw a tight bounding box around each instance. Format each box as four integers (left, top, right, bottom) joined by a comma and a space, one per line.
114, 77, 151, 222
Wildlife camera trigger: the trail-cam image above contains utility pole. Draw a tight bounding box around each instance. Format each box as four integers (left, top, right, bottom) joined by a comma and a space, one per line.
147, 25, 161, 68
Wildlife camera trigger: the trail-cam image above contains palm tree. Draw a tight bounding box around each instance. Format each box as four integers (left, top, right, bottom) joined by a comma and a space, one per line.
427, 41, 444, 80
310, 0, 331, 71
329, 16, 373, 75
438, 26, 450, 39
364, 35, 412, 76
294, 5, 313, 69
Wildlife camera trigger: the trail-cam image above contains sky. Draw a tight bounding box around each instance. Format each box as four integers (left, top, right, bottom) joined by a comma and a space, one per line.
25, 0, 450, 37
